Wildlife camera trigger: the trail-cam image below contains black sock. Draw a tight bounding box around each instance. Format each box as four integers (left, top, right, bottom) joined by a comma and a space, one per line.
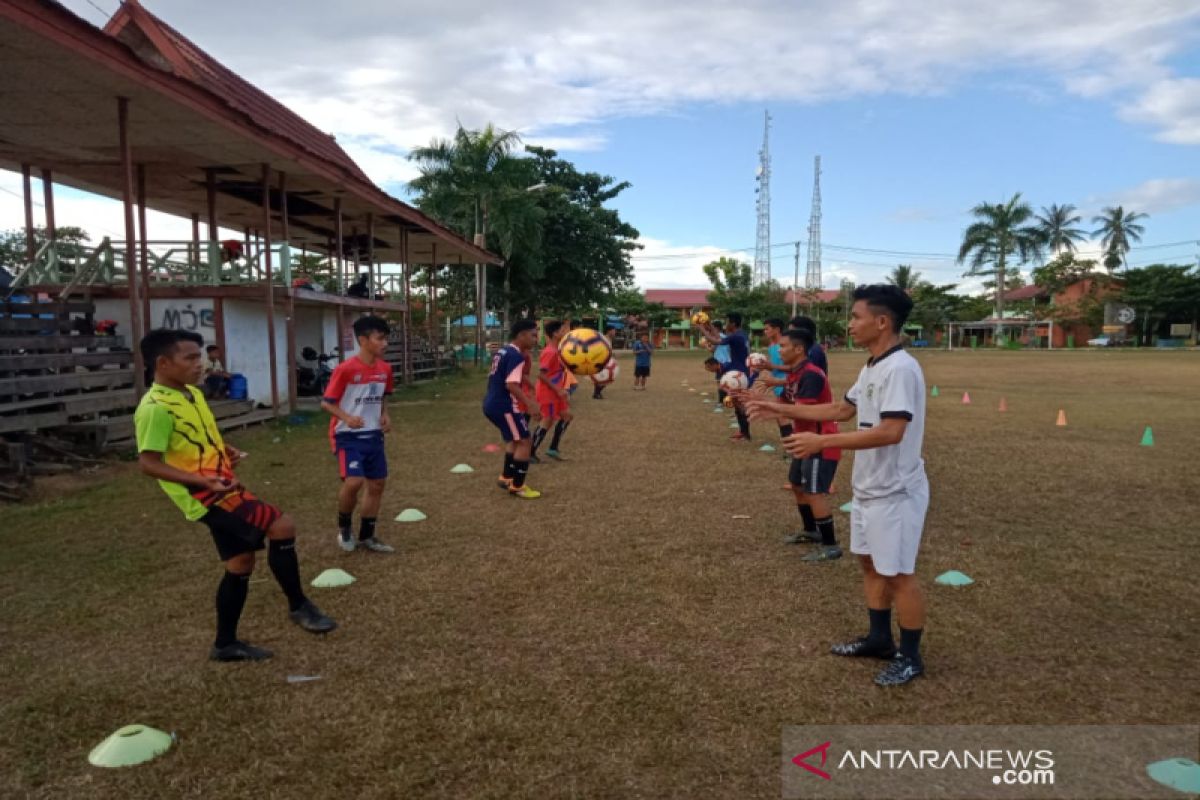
531, 426, 548, 455
815, 516, 836, 546
868, 607, 894, 646
779, 423, 794, 438
511, 459, 529, 489
549, 420, 570, 451
502, 452, 516, 479
337, 511, 351, 537
214, 571, 249, 648
268, 538, 307, 612
735, 409, 750, 437
797, 504, 816, 533
358, 517, 377, 541
899, 627, 923, 664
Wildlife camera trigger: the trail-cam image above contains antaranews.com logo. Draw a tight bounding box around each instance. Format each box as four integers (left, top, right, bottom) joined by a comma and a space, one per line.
791, 740, 1055, 786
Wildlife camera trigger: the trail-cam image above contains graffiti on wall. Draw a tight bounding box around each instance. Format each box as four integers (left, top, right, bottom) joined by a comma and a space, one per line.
160, 302, 215, 332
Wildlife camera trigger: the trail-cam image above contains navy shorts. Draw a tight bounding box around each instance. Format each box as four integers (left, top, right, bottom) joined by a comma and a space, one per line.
486, 408, 531, 442
335, 433, 388, 480
634, 364, 650, 378
789, 456, 838, 494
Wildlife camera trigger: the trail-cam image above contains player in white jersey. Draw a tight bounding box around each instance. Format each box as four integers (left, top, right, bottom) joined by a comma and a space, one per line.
745, 285, 929, 687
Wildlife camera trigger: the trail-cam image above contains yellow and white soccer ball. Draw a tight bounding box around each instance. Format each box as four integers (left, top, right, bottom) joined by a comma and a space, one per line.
719, 371, 749, 391
690, 311, 710, 326
558, 328, 613, 376
746, 352, 769, 369
594, 359, 619, 384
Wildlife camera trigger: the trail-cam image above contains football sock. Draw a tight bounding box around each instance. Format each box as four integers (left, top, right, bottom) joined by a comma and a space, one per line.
868, 608, 894, 647
268, 538, 307, 613
815, 516, 836, 546
531, 426, 549, 455
549, 420, 570, 451
779, 423, 794, 437
214, 571, 249, 648
899, 627, 923, 664
798, 504, 816, 533
511, 460, 530, 489
358, 517, 377, 542
502, 453, 516, 480
735, 409, 750, 437
337, 511, 351, 538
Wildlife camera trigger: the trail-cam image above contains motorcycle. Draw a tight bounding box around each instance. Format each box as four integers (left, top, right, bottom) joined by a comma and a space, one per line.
296, 347, 335, 396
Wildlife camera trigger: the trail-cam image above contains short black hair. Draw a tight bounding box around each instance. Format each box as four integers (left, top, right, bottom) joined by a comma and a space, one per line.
786, 328, 814, 351
140, 328, 203, 383
703, 356, 719, 366
764, 317, 785, 330
788, 315, 816, 334
544, 319, 564, 338
206, 344, 219, 353
852, 284, 913, 332
353, 315, 390, 339
726, 311, 743, 327
510, 318, 538, 338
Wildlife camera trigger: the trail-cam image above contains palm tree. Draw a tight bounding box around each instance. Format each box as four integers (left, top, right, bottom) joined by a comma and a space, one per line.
957, 193, 1044, 331
1091, 206, 1147, 273
887, 264, 924, 290
1034, 203, 1087, 256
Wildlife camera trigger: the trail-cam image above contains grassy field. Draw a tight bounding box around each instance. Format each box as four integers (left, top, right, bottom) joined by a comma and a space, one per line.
1, 349, 1198, 799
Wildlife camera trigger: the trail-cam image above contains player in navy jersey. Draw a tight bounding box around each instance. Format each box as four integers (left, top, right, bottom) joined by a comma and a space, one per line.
700, 311, 753, 441
483, 319, 542, 499
789, 315, 828, 378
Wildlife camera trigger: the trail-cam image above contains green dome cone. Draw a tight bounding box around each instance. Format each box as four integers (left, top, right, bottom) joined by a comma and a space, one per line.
311, 568, 355, 588
839, 501, 854, 513
88, 724, 173, 768
450, 464, 475, 474
935, 570, 974, 587
395, 509, 426, 522
1147, 759, 1200, 794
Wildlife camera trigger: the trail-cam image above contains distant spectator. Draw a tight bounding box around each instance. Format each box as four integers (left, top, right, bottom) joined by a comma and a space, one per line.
346, 272, 370, 298
203, 345, 231, 399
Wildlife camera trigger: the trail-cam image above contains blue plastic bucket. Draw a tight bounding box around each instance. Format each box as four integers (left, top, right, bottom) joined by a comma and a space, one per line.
228, 373, 248, 400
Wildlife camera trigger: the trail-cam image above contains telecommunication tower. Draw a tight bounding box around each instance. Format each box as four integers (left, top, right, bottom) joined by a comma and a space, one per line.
805, 155, 822, 289
753, 111, 772, 285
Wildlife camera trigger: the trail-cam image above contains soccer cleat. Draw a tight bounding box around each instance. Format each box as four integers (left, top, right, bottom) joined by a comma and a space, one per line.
337, 530, 356, 552
497, 476, 513, 490
730, 432, 748, 441
529, 453, 542, 464
289, 600, 338, 634
875, 653, 925, 687
508, 485, 542, 499
546, 449, 567, 461
359, 537, 395, 553
783, 530, 821, 545
209, 640, 273, 662
802, 545, 843, 562
830, 636, 897, 660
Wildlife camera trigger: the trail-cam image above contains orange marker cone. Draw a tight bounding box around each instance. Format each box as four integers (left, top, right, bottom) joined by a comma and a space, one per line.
1056, 409, 1068, 427
998, 397, 1008, 413
962, 392, 972, 405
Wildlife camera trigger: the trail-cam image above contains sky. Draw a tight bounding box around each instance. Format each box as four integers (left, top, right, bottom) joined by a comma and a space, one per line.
2, 0, 1198, 291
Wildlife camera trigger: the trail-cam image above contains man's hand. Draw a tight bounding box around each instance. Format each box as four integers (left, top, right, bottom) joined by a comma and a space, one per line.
743, 397, 782, 422
224, 444, 245, 467
346, 415, 365, 429
201, 475, 238, 494
380, 415, 392, 434
782, 432, 823, 459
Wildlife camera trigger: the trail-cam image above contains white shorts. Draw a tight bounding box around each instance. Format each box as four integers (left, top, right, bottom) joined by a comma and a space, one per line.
849, 483, 930, 576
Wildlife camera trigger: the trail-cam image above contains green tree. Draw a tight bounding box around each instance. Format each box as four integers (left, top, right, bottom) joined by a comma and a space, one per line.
1120, 264, 1200, 342
887, 264, 925, 290
957, 193, 1044, 328
701, 259, 787, 323
0, 225, 92, 272
1091, 206, 1147, 273
1034, 203, 1087, 256
702, 257, 753, 293
1031, 252, 1097, 294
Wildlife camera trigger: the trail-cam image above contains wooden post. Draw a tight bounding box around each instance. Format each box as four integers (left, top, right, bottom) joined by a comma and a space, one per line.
20, 163, 34, 263
213, 296, 227, 368
334, 198, 345, 362
399, 225, 411, 384
190, 212, 200, 267
41, 169, 56, 246
205, 169, 218, 280
366, 213, 375, 305
280, 171, 297, 413
117, 98, 145, 393
137, 164, 150, 328
261, 163, 279, 415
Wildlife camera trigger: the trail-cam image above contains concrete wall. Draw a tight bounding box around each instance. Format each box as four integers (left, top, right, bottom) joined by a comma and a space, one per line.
94, 298, 217, 345
223, 299, 290, 406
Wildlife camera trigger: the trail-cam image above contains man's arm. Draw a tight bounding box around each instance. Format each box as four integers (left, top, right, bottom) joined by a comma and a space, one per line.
320, 400, 364, 428
507, 381, 540, 419
783, 417, 907, 459
698, 323, 723, 344
138, 450, 237, 492
743, 395, 856, 423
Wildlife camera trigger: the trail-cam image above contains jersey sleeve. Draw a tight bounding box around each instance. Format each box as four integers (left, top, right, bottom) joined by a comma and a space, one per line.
794, 372, 825, 403
504, 352, 525, 384
134, 402, 173, 453
323, 362, 349, 404
879, 363, 921, 420
844, 372, 862, 406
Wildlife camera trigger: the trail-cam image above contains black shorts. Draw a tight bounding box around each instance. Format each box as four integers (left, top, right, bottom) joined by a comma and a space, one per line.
200, 498, 280, 561
789, 456, 838, 495
634, 365, 650, 378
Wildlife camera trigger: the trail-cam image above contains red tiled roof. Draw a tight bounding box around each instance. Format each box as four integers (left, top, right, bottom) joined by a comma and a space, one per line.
645, 289, 711, 307
785, 289, 842, 304
1002, 285, 1049, 302
105, 1, 372, 185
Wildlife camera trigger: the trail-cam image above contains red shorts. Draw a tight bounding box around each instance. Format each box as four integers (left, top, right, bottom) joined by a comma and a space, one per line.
535, 388, 569, 420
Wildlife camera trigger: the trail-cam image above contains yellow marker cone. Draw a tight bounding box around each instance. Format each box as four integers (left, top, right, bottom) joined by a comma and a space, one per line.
1056, 409, 1068, 427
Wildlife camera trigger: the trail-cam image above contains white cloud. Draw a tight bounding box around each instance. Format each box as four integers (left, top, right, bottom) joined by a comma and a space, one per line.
1091, 177, 1200, 215
1120, 78, 1200, 145
631, 236, 739, 289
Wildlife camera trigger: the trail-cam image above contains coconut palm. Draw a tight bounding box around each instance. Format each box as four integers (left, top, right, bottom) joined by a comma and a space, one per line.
1034, 203, 1087, 256
1091, 206, 1147, 273
957, 193, 1044, 328
887, 264, 924, 290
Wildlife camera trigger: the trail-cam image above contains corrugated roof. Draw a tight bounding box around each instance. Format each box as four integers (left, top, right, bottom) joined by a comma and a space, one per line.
644, 289, 711, 307
1002, 284, 1049, 301
105, 0, 372, 185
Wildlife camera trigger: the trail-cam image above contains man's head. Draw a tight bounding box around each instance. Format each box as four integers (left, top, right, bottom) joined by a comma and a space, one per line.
725, 312, 743, 333
849, 284, 913, 347
788, 315, 817, 335
353, 315, 390, 358
510, 318, 539, 350
763, 317, 785, 342
206, 345, 220, 357
639, 332, 649, 343
778, 328, 814, 365
703, 356, 720, 373
141, 328, 205, 387
545, 319, 566, 342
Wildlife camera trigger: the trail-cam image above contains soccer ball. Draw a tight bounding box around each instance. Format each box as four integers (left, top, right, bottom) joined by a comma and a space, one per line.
593, 359, 619, 384
747, 352, 769, 369
719, 371, 749, 391
558, 328, 613, 376
690, 311, 710, 326
723, 395, 734, 408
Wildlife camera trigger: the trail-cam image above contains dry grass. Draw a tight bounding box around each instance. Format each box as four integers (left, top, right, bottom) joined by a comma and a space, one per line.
1, 349, 1198, 799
